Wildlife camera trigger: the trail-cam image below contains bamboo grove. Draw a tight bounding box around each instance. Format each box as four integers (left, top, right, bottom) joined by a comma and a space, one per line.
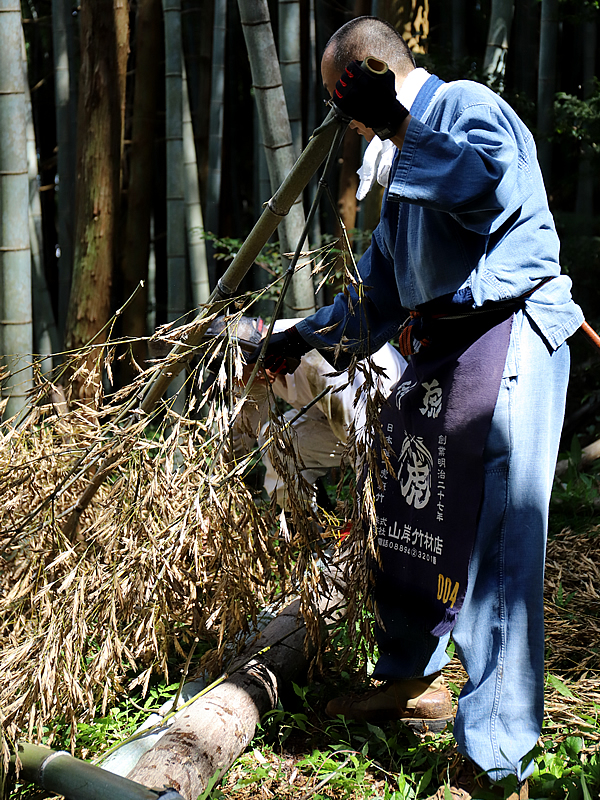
2, 0, 599, 412
1, 0, 600, 783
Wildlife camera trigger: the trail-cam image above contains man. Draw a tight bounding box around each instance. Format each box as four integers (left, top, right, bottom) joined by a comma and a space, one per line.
229, 316, 406, 511
259, 16, 583, 799
151, 315, 405, 509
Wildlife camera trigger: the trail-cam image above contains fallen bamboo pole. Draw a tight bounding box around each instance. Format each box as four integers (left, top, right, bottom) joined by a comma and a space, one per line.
11, 742, 185, 800
125, 568, 346, 800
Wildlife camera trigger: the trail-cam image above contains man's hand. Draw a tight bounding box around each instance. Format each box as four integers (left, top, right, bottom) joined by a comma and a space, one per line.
333, 60, 409, 140
247, 325, 311, 375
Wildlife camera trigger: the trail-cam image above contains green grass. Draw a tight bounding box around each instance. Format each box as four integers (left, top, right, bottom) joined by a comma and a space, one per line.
550, 439, 600, 537
9, 680, 180, 798
214, 672, 600, 799
10, 655, 599, 800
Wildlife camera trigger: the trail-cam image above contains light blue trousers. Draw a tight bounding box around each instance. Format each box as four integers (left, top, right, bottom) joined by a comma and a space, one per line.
373, 311, 570, 781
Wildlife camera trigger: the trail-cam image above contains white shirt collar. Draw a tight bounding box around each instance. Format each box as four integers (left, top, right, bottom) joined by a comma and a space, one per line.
397, 67, 431, 111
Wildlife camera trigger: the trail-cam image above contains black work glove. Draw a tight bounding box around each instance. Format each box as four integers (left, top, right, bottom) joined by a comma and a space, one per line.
247, 325, 311, 375
333, 60, 409, 140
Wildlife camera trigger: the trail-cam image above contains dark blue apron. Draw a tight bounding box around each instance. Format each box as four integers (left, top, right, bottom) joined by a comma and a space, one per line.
370, 311, 513, 637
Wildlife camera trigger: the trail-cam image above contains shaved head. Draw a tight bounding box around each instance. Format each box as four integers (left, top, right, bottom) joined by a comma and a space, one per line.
323, 16, 416, 80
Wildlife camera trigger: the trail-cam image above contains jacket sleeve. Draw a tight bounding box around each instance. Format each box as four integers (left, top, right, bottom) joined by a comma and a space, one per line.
390, 99, 534, 236
295, 232, 406, 369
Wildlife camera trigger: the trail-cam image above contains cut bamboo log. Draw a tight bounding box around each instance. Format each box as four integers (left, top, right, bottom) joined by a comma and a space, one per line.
555, 437, 600, 478
126, 572, 345, 800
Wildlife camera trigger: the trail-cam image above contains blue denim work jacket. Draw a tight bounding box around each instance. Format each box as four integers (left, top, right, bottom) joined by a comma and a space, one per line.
297, 74, 584, 366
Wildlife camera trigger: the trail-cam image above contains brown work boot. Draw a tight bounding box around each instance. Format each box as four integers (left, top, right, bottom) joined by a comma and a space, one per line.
426, 758, 529, 800
325, 672, 453, 732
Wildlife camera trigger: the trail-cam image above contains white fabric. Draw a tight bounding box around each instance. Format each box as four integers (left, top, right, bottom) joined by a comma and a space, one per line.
397, 67, 431, 109
356, 138, 396, 201
355, 68, 431, 200
234, 319, 407, 509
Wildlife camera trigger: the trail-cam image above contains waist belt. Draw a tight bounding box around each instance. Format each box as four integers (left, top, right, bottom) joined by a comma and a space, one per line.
398, 277, 553, 357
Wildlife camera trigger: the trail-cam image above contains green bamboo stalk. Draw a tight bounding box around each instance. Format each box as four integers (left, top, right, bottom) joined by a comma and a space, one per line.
238, 0, 316, 318
12, 742, 185, 800
0, 1, 33, 421
278, 0, 302, 159
52, 0, 77, 339
537, 0, 558, 183
252, 105, 274, 316
22, 27, 60, 373
182, 58, 210, 307
120, 0, 161, 381
163, 0, 187, 408
483, 0, 514, 90
205, 0, 226, 289
163, 0, 186, 325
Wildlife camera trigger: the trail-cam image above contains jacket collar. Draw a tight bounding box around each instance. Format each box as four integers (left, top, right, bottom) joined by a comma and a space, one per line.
410, 74, 445, 120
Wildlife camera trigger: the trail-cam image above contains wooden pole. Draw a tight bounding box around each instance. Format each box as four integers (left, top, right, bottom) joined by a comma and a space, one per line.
581, 320, 600, 352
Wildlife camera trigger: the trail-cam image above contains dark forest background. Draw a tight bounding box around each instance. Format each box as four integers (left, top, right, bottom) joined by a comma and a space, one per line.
14, 0, 600, 449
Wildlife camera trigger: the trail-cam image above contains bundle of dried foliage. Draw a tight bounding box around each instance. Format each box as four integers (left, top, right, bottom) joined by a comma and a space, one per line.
0, 319, 325, 765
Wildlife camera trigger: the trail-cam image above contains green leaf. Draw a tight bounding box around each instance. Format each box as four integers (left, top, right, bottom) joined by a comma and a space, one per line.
563, 736, 584, 759
547, 673, 576, 699
570, 434, 582, 466
197, 770, 221, 800
581, 771, 592, 800
366, 722, 387, 742
417, 766, 433, 794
